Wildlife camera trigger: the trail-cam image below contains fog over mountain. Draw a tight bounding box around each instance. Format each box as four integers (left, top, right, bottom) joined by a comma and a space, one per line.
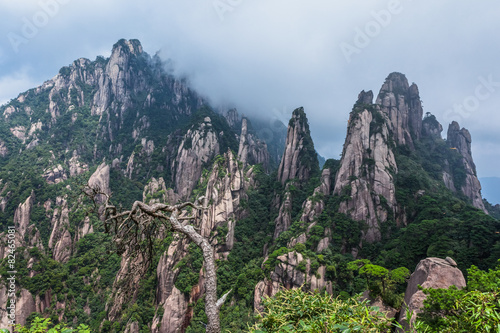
1, 1, 499, 178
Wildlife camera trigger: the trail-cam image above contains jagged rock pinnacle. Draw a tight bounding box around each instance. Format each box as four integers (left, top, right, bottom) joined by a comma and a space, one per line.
277, 107, 318, 185
446, 121, 486, 212
375, 72, 423, 148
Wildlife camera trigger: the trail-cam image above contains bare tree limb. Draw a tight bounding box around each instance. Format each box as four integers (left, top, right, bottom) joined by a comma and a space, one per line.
216, 289, 232, 310
83, 184, 228, 333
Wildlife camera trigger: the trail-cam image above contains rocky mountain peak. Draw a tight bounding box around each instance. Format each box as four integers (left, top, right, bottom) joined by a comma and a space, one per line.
111, 39, 144, 57
446, 121, 486, 212
357, 90, 374, 104
277, 107, 319, 185
375, 72, 423, 147
237, 117, 270, 171
380, 72, 410, 93
334, 98, 398, 242
422, 113, 443, 138
447, 121, 473, 161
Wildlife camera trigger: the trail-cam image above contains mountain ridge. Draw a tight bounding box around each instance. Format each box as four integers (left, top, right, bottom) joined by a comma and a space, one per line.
0, 39, 498, 332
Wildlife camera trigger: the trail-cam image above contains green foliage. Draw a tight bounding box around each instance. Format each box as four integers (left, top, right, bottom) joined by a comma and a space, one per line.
418, 263, 500, 332
13, 316, 90, 333
348, 260, 408, 309
175, 243, 204, 295
248, 288, 394, 332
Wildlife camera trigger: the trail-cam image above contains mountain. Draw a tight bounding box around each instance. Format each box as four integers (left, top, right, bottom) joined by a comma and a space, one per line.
0, 41, 498, 332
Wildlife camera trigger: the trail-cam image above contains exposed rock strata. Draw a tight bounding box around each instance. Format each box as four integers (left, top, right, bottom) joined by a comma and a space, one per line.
334, 99, 397, 242
88, 163, 111, 198
153, 151, 254, 330
274, 108, 319, 239
48, 197, 72, 263
375, 72, 423, 148
174, 117, 220, 199
237, 118, 270, 171
0, 287, 36, 327
254, 251, 332, 312
446, 121, 486, 212
277, 107, 318, 185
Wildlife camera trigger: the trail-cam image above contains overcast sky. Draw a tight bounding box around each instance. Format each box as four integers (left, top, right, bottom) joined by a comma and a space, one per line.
1, 1, 499, 182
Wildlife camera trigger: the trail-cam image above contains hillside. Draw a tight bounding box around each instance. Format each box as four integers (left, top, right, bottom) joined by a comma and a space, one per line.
0, 40, 498, 332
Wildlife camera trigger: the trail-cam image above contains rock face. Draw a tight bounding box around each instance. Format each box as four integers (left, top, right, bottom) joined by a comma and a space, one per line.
274, 108, 319, 239
48, 197, 72, 263
285, 168, 333, 249
421, 113, 443, 138
0, 288, 36, 327
151, 151, 254, 331
273, 191, 293, 239
237, 118, 270, 172
12, 191, 44, 251
42, 164, 68, 184
151, 238, 190, 333
200, 150, 253, 256
398, 257, 466, 329
446, 121, 486, 213
88, 162, 111, 199
334, 94, 398, 242
375, 72, 423, 148
300, 168, 331, 225
253, 251, 332, 312
0, 139, 8, 157
174, 117, 220, 199
277, 107, 318, 185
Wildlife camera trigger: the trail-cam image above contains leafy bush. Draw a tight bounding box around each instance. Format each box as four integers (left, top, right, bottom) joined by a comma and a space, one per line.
418, 262, 500, 332
248, 287, 394, 332
10, 316, 90, 333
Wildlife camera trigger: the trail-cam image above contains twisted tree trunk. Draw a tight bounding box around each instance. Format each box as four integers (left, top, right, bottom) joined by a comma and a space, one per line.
84, 186, 230, 333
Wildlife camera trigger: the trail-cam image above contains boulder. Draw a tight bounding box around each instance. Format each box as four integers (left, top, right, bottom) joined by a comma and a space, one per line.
398, 257, 466, 330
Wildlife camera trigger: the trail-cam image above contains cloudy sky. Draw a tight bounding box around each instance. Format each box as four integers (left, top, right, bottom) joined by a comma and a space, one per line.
1, 1, 499, 184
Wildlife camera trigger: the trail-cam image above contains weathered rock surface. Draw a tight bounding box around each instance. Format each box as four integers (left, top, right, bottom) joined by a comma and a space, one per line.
277, 107, 318, 185
174, 117, 220, 199
42, 164, 68, 184
143, 177, 168, 204
106, 252, 146, 322
237, 118, 270, 172
300, 168, 331, 224
88, 162, 111, 197
152, 237, 189, 333
274, 108, 319, 239
152, 286, 188, 333
152, 151, 254, 330
334, 98, 397, 242
0, 287, 36, 328
13, 191, 35, 242
200, 150, 252, 256
0, 140, 8, 157
68, 151, 89, 177
12, 191, 44, 252
254, 251, 332, 312
398, 257, 466, 329
361, 290, 398, 319
124, 320, 140, 333
421, 113, 443, 138
446, 121, 486, 212
375, 72, 423, 148
48, 197, 72, 263
273, 190, 293, 239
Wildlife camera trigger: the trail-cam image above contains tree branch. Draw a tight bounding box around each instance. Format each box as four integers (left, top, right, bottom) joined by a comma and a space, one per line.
216, 289, 232, 310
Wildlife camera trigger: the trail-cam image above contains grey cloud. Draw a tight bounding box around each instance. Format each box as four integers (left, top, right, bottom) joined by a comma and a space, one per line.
0, 0, 499, 177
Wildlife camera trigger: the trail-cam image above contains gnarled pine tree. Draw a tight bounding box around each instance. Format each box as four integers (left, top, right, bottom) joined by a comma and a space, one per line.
84, 185, 230, 333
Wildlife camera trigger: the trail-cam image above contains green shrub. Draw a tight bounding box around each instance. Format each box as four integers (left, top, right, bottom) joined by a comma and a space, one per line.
248, 287, 394, 332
